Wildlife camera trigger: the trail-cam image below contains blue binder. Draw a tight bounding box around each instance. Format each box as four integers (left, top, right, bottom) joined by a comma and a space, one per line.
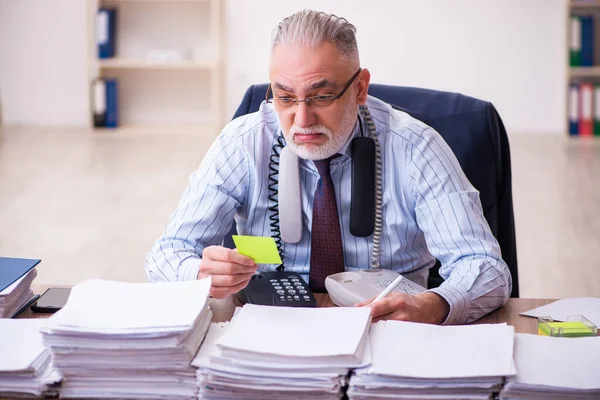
105, 78, 119, 128
581, 16, 594, 67
0, 257, 41, 292
569, 83, 580, 136
97, 8, 117, 59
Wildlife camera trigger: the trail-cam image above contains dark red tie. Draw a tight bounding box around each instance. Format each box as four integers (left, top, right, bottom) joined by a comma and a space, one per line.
309, 156, 345, 292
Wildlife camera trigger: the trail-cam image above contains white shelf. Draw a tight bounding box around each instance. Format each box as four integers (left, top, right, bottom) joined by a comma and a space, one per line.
571, 1, 600, 9
570, 66, 600, 77
101, 0, 212, 3
98, 58, 218, 70
93, 124, 219, 135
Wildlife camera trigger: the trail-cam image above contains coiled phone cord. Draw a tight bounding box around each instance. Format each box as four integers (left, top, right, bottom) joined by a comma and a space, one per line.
267, 106, 383, 271
359, 105, 383, 269
267, 134, 286, 272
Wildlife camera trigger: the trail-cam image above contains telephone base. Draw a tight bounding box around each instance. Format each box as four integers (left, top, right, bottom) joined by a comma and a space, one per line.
325, 269, 426, 307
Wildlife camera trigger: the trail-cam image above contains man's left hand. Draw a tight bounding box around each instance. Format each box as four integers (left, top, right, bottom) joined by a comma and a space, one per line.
356, 292, 450, 324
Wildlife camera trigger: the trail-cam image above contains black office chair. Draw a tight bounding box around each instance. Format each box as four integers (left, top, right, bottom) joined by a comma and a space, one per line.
226, 83, 519, 298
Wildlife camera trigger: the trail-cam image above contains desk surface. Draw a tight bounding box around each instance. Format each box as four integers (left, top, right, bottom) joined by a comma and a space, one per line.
23, 285, 553, 334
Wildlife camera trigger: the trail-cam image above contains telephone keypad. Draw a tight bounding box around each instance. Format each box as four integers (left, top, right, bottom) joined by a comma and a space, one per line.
244, 272, 317, 307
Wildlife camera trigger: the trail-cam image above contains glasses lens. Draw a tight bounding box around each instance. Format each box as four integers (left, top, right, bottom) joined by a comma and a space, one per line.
310, 96, 335, 107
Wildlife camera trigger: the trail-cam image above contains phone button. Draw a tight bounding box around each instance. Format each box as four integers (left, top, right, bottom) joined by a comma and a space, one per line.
288, 290, 296, 295
276, 290, 285, 295
274, 286, 283, 290
299, 290, 307, 294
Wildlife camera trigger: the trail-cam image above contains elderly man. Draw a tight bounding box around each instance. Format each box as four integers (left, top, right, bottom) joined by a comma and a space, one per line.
145, 9, 512, 325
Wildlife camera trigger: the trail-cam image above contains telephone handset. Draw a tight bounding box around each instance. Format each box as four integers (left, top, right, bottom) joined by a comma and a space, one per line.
236, 271, 317, 308
324, 269, 426, 307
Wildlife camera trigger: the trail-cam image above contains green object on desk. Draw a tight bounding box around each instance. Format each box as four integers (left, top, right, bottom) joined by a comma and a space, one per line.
537, 315, 597, 337
232, 235, 283, 265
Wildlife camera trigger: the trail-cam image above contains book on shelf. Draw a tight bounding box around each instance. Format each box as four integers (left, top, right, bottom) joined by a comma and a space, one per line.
570, 15, 594, 67
97, 8, 117, 59
91, 78, 119, 129
568, 81, 600, 136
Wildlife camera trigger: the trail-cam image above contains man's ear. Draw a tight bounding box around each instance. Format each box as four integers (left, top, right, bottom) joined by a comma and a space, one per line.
356, 68, 371, 105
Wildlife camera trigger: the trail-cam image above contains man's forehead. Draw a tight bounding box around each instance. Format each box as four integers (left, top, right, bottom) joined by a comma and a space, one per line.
269, 42, 348, 80
272, 78, 336, 93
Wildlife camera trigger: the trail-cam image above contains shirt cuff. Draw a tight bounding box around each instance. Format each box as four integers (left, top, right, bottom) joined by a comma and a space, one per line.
428, 283, 470, 325
178, 256, 201, 281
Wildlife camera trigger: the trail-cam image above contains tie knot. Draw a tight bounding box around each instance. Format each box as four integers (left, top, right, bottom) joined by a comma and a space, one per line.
313, 155, 339, 177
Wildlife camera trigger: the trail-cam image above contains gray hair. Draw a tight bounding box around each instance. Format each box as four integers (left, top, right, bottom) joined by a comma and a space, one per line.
271, 10, 359, 64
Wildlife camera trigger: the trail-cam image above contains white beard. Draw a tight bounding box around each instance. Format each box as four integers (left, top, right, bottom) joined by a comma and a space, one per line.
284, 106, 358, 160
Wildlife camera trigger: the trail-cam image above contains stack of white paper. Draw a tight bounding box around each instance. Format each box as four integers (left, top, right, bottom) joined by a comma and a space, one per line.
348, 321, 516, 400
193, 304, 372, 399
41, 278, 213, 399
0, 319, 61, 397
501, 333, 600, 399
0, 269, 37, 318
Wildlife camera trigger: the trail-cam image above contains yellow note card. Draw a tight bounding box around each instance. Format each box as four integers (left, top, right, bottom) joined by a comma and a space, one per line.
231, 235, 283, 265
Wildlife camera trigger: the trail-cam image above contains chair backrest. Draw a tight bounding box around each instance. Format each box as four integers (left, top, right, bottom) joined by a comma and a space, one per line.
229, 83, 519, 298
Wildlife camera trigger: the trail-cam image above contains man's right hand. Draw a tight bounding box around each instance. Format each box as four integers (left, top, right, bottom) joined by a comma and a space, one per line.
198, 245, 258, 299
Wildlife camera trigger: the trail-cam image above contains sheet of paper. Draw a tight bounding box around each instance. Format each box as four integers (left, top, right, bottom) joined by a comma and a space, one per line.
0, 319, 47, 372
231, 235, 282, 264
367, 321, 515, 379
510, 333, 600, 389
44, 278, 211, 333
216, 304, 370, 358
519, 297, 600, 326
192, 322, 230, 368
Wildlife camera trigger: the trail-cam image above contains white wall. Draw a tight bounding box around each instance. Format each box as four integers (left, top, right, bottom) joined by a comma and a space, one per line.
225, 0, 567, 134
0, 0, 89, 126
0, 0, 567, 134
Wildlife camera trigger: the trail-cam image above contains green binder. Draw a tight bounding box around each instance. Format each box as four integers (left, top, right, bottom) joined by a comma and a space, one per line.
595, 84, 600, 136
570, 16, 582, 67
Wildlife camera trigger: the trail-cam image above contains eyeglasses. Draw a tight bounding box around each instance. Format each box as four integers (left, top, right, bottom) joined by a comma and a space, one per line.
266, 68, 362, 108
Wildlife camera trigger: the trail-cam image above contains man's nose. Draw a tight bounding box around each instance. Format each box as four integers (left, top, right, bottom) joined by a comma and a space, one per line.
293, 101, 317, 128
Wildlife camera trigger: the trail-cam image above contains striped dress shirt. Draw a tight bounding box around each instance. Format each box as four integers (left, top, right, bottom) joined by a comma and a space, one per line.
145, 95, 512, 325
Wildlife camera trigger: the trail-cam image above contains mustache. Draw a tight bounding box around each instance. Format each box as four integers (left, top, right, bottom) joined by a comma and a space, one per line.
290, 125, 332, 136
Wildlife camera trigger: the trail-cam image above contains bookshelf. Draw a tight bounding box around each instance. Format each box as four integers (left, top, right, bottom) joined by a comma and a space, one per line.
88, 0, 223, 134
568, 1, 600, 136
572, 0, 600, 8
98, 58, 218, 70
